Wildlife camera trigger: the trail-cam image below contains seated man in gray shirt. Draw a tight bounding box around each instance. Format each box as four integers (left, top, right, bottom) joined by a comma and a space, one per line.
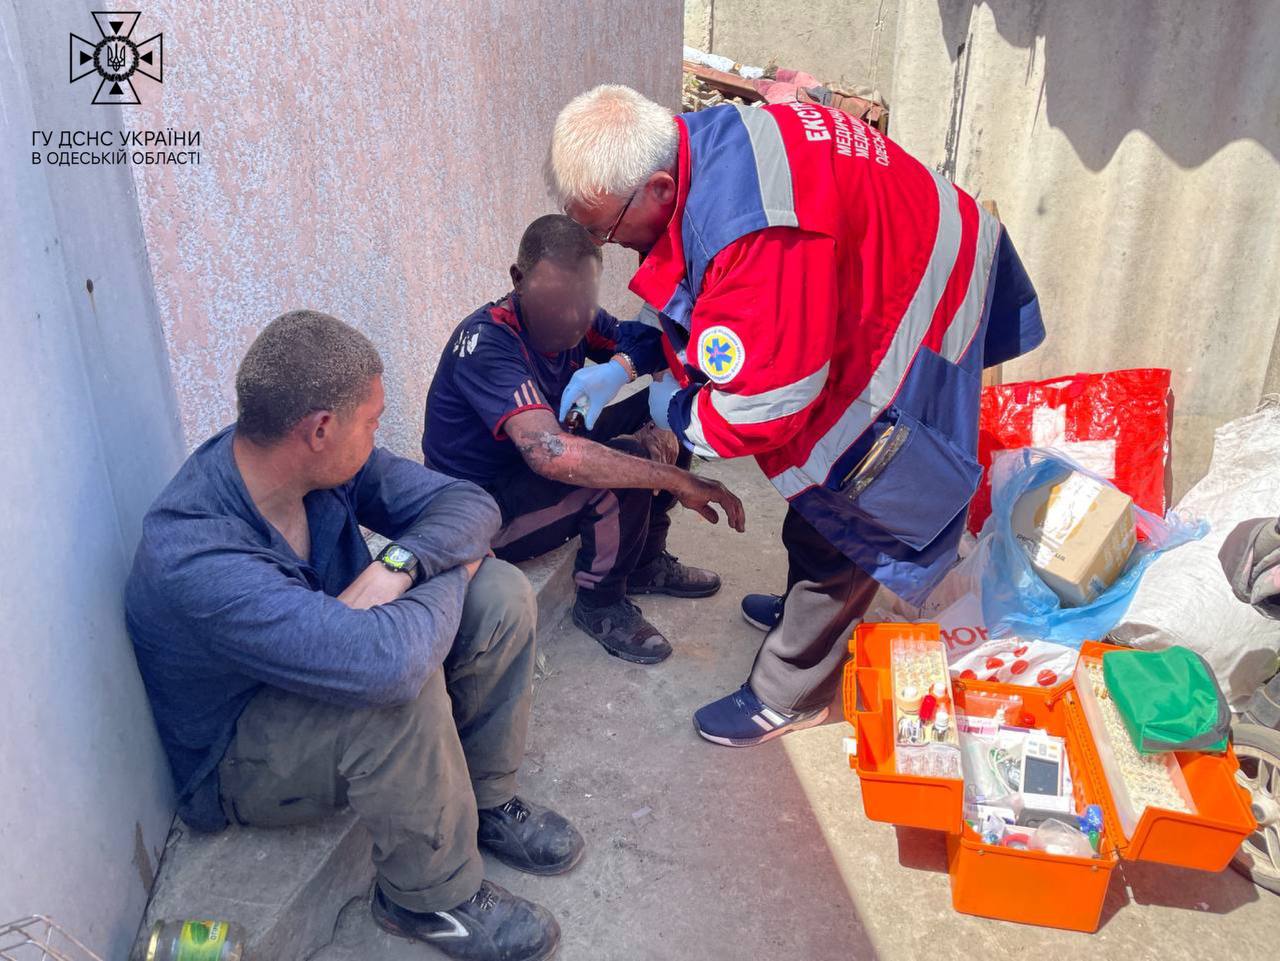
126, 310, 574, 961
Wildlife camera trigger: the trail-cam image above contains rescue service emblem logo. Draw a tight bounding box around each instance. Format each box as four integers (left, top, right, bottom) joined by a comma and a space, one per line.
70, 12, 163, 105
698, 326, 745, 384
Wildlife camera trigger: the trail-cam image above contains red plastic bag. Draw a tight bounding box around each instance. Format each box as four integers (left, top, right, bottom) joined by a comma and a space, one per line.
969, 368, 1172, 533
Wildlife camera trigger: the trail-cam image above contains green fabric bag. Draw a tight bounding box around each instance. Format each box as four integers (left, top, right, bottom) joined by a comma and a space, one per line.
1102, 647, 1230, 754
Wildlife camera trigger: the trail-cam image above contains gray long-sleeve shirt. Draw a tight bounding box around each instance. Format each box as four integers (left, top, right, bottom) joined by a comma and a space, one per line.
124, 426, 500, 830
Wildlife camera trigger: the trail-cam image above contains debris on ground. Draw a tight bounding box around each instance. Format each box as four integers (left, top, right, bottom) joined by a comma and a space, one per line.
682, 44, 889, 131
682, 63, 760, 111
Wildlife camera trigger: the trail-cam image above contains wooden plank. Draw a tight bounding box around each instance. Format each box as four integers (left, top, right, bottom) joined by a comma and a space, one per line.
682, 61, 763, 102
684, 63, 889, 133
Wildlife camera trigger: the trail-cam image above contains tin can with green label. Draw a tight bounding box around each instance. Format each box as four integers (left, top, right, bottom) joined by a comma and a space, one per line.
145, 920, 246, 961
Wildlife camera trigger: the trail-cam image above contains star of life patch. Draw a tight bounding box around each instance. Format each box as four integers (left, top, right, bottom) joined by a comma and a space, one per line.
697, 326, 745, 384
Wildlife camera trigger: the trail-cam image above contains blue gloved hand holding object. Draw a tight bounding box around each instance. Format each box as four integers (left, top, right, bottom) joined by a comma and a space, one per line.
647, 373, 680, 431
557, 359, 630, 430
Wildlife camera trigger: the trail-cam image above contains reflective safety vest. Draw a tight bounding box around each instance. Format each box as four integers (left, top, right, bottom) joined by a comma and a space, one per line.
629, 103, 1044, 603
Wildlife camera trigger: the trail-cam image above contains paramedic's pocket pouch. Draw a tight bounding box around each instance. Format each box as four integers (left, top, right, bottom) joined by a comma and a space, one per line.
839, 410, 982, 551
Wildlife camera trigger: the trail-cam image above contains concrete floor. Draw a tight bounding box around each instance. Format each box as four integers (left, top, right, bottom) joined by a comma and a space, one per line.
314, 457, 1280, 961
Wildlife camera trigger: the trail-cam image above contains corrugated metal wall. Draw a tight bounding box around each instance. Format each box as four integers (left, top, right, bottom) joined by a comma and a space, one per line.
891, 1, 1280, 498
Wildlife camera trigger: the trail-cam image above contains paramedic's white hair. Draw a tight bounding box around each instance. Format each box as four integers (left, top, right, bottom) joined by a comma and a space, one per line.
546, 85, 678, 208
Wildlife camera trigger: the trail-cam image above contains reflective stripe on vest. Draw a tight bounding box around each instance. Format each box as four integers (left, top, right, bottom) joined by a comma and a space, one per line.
658, 103, 801, 332
732, 104, 800, 230
680, 104, 815, 457
768, 179, 1002, 498
683, 361, 832, 458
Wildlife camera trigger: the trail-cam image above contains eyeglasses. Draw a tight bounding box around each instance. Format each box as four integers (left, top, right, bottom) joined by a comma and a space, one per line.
585, 188, 638, 244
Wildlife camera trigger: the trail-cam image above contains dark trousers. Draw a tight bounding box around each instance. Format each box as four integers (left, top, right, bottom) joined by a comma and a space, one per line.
749, 507, 880, 714
217, 559, 536, 913
487, 390, 690, 605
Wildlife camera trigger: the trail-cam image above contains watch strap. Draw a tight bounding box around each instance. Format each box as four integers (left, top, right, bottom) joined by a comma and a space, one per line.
376, 543, 420, 582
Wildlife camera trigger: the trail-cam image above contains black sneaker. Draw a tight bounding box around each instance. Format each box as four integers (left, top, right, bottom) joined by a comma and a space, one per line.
571, 596, 672, 664
478, 797, 585, 876
371, 880, 560, 961
741, 593, 784, 631
628, 551, 722, 598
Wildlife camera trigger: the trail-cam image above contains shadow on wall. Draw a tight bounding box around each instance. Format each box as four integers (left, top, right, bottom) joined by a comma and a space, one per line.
933, 0, 1280, 170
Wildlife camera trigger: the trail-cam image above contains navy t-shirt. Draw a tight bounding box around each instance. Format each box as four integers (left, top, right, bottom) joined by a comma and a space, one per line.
423, 293, 663, 486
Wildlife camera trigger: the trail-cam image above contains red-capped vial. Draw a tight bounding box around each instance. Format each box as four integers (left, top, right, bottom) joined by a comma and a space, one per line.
918, 693, 938, 725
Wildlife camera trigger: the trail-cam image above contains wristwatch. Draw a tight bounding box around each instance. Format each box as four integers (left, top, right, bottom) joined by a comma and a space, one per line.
376, 543, 420, 583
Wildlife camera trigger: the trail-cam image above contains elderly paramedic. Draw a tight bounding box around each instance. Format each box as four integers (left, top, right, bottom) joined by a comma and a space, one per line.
549, 85, 1044, 747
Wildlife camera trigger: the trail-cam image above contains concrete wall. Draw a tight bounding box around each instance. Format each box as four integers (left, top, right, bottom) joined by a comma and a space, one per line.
1, 1, 678, 957
890, 0, 1280, 498
0, 2, 184, 956
684, 0, 898, 99
684, 0, 1280, 500
129, 0, 679, 459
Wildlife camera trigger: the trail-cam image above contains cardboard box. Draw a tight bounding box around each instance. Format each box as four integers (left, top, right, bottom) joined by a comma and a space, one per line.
1011, 471, 1136, 607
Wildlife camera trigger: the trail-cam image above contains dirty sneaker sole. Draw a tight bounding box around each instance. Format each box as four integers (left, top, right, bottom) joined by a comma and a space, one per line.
371, 892, 561, 961
628, 579, 721, 599
571, 608, 672, 665
481, 840, 586, 877
740, 608, 778, 631
374, 917, 561, 961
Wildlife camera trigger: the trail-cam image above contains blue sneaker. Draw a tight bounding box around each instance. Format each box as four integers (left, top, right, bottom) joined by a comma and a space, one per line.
741, 593, 784, 631
694, 684, 829, 747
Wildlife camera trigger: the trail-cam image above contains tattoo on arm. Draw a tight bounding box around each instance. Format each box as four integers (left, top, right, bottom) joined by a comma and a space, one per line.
504, 407, 682, 492
517, 431, 565, 460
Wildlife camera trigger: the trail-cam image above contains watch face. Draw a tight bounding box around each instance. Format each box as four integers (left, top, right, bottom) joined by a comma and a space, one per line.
384, 546, 412, 568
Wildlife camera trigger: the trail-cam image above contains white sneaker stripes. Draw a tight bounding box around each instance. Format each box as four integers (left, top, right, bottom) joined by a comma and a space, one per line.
753, 705, 790, 730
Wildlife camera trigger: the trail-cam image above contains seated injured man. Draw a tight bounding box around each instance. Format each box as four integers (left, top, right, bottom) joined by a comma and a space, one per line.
126, 311, 575, 961
422, 215, 745, 665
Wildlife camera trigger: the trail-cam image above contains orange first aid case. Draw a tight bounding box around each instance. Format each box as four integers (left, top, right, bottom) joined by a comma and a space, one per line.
842, 624, 1257, 932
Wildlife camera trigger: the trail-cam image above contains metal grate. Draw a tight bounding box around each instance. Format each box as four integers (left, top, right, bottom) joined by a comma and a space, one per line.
0, 918, 104, 961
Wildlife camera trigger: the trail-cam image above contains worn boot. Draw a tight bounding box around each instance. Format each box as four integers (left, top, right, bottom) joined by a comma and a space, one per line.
371, 880, 560, 961
571, 595, 672, 664
478, 796, 585, 876
627, 551, 721, 598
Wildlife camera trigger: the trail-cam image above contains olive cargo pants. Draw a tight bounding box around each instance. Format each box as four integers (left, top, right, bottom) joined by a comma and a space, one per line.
217, 559, 537, 913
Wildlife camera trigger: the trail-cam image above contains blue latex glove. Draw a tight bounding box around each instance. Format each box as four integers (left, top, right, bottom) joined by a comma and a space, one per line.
557, 360, 630, 430
647, 374, 680, 431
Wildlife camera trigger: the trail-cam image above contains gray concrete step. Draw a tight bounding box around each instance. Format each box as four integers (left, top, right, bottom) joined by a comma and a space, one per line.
139, 814, 372, 961
518, 540, 578, 648
134, 542, 578, 961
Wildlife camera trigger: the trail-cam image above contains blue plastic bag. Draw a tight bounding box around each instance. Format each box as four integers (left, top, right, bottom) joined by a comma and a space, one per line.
979, 448, 1206, 646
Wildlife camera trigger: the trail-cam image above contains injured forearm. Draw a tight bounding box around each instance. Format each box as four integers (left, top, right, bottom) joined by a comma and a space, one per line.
518, 428, 689, 494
